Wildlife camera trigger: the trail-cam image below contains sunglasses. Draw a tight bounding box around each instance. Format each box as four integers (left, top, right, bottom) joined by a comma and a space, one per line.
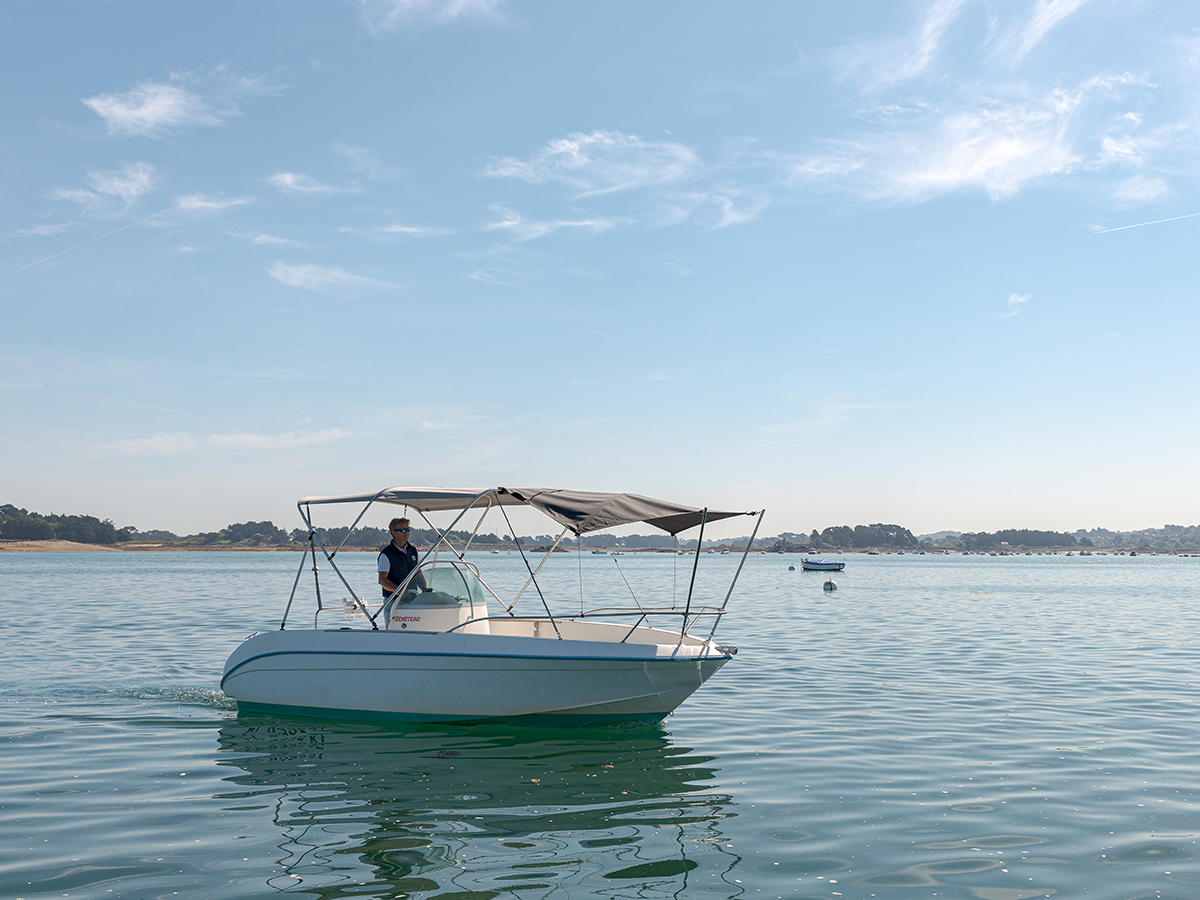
391, 528, 410, 533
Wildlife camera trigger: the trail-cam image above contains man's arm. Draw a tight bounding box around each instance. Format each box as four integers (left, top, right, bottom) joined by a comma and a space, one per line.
409, 547, 429, 590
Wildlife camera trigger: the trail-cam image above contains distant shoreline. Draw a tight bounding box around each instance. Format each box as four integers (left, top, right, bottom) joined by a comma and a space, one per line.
2, 540, 1190, 556
0, 540, 376, 553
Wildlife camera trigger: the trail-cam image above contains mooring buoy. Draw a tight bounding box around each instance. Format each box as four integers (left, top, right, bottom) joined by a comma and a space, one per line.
823, 578, 837, 592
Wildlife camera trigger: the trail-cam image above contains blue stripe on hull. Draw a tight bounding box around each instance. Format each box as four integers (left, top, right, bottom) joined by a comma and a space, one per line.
221, 647, 730, 691
235, 700, 671, 727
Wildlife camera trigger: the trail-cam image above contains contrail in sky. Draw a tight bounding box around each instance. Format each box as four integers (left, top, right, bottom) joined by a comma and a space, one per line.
4, 207, 173, 279
1093, 212, 1200, 234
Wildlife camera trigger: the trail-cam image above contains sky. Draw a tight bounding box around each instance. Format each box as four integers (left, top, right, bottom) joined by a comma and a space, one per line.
3, 0, 1199, 537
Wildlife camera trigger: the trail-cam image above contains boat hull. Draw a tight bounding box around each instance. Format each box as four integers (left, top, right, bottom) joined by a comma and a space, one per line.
221, 627, 732, 725
800, 559, 845, 571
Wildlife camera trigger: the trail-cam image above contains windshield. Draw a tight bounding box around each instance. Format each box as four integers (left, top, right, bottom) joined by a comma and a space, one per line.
414, 562, 485, 606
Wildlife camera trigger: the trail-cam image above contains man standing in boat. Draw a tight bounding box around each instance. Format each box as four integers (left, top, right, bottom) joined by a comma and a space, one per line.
378, 517, 427, 602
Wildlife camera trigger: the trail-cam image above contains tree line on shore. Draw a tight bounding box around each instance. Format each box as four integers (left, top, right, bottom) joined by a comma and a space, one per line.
0, 505, 559, 549
5, 501, 1199, 552
0, 504, 134, 544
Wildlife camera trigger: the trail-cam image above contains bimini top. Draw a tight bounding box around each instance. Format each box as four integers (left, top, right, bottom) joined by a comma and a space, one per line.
297, 486, 755, 536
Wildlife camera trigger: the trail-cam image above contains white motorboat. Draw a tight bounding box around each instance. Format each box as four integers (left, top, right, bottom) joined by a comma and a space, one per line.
800, 557, 845, 571
222, 486, 763, 725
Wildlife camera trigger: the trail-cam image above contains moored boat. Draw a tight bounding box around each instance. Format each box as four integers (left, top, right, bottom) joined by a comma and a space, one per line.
800, 557, 846, 571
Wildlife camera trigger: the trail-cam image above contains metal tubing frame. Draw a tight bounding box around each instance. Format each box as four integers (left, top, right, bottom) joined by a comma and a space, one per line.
705, 508, 765, 641
509, 526, 569, 610
301, 492, 493, 629
441, 606, 725, 634
288, 487, 756, 645
328, 488, 392, 557
577, 606, 724, 620
298, 503, 374, 624
611, 555, 644, 611
373, 489, 498, 625
462, 496, 495, 554
619, 614, 648, 643
499, 503, 563, 638
679, 508, 708, 636
279, 536, 312, 629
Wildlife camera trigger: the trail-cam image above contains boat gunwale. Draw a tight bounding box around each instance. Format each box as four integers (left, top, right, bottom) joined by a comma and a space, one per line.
221, 638, 732, 690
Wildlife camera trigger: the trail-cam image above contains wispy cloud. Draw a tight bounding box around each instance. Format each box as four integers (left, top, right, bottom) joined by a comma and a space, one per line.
106, 428, 350, 455
357, 0, 505, 31
268, 261, 394, 290
1002, 292, 1031, 317
29, 172, 247, 237
1004, 0, 1093, 62
657, 185, 770, 228
485, 130, 700, 197
16, 223, 72, 237
378, 223, 453, 235
788, 75, 1148, 203
1112, 175, 1169, 204
83, 82, 222, 136
108, 431, 202, 456
466, 264, 521, 286
52, 162, 159, 215
484, 204, 613, 241
340, 222, 454, 238
267, 172, 343, 194
839, 0, 1093, 84
835, 0, 968, 88
9, 185, 250, 275
803, 2, 1195, 211
208, 429, 350, 449
173, 193, 254, 213
334, 141, 401, 182
7, 205, 177, 278
229, 230, 302, 246
482, 131, 775, 231
82, 69, 276, 137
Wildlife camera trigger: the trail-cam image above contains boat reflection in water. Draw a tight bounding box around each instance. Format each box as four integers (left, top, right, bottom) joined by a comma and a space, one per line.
216, 714, 739, 897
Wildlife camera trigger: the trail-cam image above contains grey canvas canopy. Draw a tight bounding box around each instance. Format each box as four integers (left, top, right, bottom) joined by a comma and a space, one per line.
298, 486, 754, 536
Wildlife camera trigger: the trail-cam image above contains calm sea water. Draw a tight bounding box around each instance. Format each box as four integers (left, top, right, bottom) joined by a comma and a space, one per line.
3, 549, 1200, 900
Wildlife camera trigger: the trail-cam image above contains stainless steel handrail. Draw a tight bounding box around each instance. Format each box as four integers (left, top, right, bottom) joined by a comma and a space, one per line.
441, 606, 725, 634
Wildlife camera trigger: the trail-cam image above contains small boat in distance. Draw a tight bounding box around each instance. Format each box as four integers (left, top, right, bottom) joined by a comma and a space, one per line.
801, 557, 846, 572
222, 485, 764, 725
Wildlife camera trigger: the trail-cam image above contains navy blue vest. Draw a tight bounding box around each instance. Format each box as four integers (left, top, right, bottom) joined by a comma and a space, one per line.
380, 541, 419, 597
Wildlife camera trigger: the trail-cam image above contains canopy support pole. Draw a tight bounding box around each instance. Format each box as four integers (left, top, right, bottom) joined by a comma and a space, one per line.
611, 555, 643, 611
577, 534, 584, 615
298, 501, 375, 628
707, 509, 765, 641
461, 496, 494, 556
330, 489, 389, 558
673, 534, 678, 604
280, 535, 312, 630
680, 509, 708, 635
500, 504, 563, 638
311, 535, 324, 615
